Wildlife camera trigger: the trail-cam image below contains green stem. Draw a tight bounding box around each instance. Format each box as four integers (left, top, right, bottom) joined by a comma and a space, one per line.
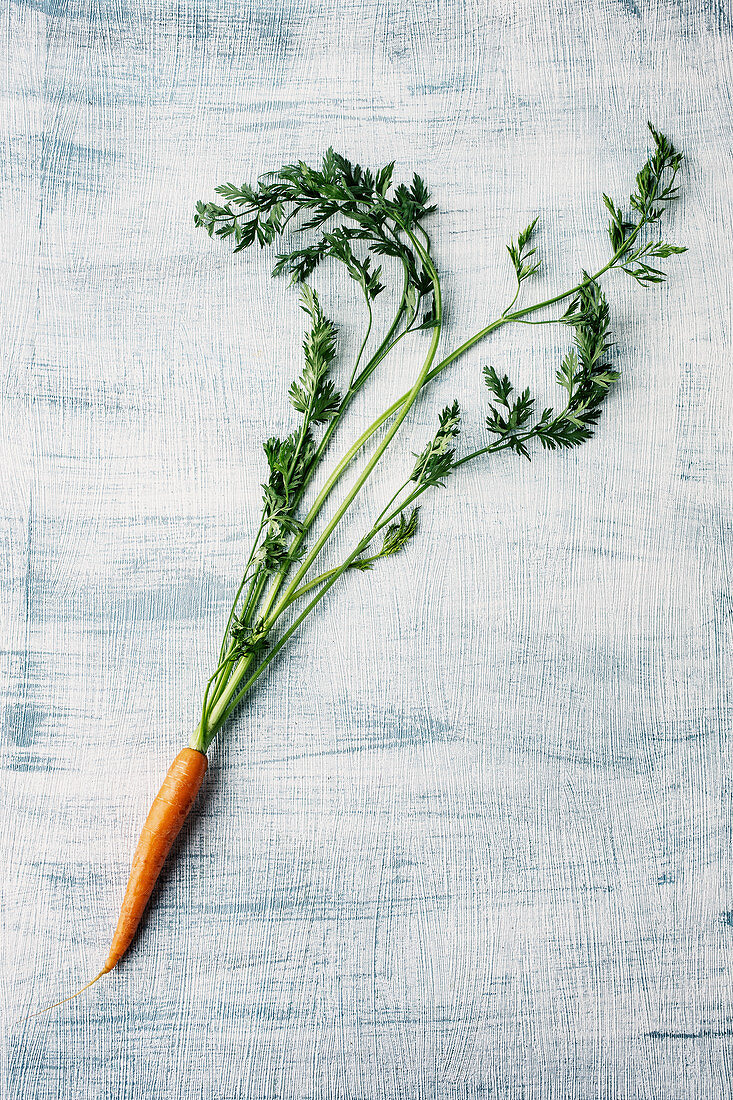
263, 231, 437, 621
349, 288, 373, 388
239, 225, 425, 637
217, 518, 266, 665
203, 260, 443, 741
193, 255, 614, 750
255, 268, 409, 621
213, 543, 367, 727
502, 280, 521, 317
452, 437, 518, 468
230, 265, 411, 638
200, 264, 413, 731
278, 564, 345, 608
278, 479, 422, 611
199, 648, 237, 741
212, 476, 438, 727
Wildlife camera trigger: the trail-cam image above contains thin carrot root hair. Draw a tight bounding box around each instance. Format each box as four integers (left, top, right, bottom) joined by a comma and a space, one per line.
24, 968, 111, 1020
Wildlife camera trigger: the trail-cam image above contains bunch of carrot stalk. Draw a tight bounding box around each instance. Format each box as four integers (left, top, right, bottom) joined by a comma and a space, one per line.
39, 125, 685, 1009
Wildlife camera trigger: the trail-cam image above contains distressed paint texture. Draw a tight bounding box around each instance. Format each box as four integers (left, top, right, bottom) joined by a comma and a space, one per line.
1, 0, 732, 1097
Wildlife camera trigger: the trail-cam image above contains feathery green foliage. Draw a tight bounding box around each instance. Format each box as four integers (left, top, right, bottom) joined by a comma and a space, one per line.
352, 509, 421, 571
507, 217, 541, 289
484, 276, 617, 458
190, 125, 685, 751
411, 402, 462, 486
602, 123, 686, 284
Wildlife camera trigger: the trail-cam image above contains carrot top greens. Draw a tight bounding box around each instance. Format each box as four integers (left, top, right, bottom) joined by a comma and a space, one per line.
191, 124, 685, 752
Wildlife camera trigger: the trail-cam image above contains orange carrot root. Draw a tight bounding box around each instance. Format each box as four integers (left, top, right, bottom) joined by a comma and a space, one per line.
104, 747, 208, 972
28, 747, 207, 1018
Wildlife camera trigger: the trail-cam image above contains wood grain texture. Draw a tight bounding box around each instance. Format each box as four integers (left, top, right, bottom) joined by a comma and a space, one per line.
1, 0, 731, 1096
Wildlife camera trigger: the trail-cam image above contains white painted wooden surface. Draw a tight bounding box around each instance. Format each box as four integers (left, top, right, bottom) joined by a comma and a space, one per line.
2, 1, 732, 1096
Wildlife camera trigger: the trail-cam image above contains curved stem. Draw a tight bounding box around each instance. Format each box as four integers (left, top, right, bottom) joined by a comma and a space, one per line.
280, 479, 427, 611
349, 288, 373, 388
214, 545, 366, 727
452, 438, 515, 468
502, 281, 521, 317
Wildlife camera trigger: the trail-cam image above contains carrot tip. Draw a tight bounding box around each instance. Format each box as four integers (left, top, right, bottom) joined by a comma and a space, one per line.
22, 968, 109, 1021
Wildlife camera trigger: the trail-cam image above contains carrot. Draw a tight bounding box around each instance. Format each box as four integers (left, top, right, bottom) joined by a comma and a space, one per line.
32, 748, 207, 1014
103, 747, 208, 971
29, 131, 686, 1018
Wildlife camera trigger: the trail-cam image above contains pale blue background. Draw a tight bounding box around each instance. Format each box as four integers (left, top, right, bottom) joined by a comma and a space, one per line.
2, 1, 732, 1097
